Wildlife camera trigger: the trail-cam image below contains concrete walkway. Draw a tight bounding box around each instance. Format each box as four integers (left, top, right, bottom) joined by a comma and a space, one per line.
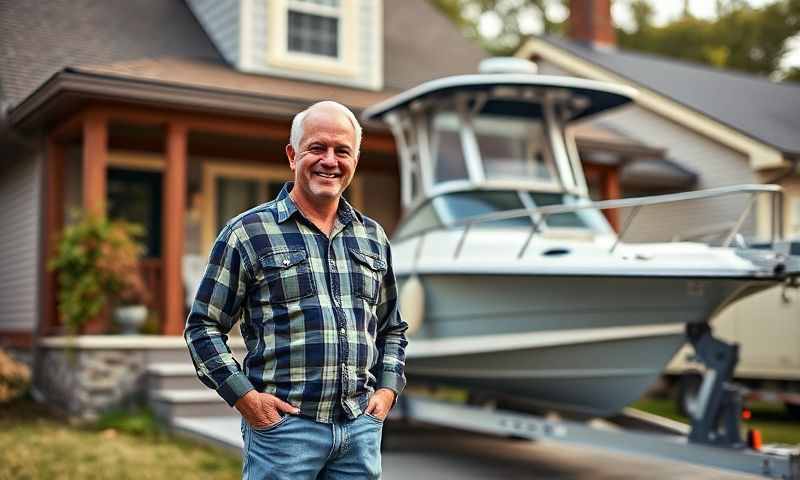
172, 416, 761, 479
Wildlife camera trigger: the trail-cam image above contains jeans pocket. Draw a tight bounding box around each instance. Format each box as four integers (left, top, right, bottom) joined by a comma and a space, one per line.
363, 411, 385, 424
250, 415, 290, 432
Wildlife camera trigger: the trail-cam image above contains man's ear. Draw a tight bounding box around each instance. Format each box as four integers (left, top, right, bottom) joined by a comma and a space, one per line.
286, 144, 296, 171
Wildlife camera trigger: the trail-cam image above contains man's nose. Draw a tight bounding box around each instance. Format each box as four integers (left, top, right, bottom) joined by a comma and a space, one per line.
320, 148, 337, 165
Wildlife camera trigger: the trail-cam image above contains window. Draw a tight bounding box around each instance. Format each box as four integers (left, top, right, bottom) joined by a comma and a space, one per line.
267, 0, 360, 79
431, 112, 469, 183
472, 115, 558, 185
287, 0, 341, 58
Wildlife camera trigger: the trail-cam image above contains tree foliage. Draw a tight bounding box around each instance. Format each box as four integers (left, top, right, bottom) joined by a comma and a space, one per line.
429, 0, 800, 82
429, 0, 568, 55
617, 0, 800, 79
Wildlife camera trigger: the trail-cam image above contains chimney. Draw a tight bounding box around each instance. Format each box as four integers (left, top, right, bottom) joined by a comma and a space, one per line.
568, 0, 616, 49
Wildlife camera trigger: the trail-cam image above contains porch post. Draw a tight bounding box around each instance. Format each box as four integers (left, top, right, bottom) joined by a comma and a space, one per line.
162, 123, 188, 335
82, 112, 108, 213
604, 167, 621, 231
42, 138, 65, 335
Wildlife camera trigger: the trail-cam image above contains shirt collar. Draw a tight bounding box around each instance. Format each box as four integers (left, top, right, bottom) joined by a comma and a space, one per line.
276, 182, 363, 227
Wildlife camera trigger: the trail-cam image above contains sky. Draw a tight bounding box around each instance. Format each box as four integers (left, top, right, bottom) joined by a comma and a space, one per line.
477, 0, 800, 69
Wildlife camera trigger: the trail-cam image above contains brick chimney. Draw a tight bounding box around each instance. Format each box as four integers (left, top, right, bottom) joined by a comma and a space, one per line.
568, 0, 616, 49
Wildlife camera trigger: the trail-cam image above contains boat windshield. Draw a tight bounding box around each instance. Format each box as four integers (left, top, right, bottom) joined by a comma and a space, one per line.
472, 114, 558, 186
395, 190, 612, 238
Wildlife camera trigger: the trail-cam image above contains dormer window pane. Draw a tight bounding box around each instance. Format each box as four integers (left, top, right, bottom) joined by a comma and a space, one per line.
287, 3, 340, 58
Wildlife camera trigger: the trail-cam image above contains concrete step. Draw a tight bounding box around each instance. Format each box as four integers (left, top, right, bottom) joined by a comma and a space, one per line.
147, 363, 204, 391
150, 389, 238, 420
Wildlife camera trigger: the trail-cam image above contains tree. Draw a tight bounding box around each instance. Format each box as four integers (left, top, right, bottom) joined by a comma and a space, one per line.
616, 0, 800, 81
429, 0, 569, 55
431, 0, 800, 82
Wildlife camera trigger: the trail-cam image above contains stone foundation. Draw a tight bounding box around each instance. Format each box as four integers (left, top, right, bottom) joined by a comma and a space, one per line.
34, 335, 188, 421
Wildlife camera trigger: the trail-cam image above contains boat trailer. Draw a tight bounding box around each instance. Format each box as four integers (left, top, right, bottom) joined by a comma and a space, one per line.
392, 324, 800, 479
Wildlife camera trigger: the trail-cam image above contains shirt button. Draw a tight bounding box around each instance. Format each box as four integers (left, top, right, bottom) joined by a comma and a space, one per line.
339, 328, 345, 335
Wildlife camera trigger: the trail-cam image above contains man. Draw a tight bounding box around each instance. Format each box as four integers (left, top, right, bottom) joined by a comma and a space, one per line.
184, 101, 408, 479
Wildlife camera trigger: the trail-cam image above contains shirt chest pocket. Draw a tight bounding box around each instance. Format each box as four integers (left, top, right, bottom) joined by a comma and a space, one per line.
348, 248, 387, 305
257, 249, 317, 304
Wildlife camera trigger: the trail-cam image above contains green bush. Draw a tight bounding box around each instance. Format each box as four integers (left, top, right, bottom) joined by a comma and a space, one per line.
48, 211, 148, 333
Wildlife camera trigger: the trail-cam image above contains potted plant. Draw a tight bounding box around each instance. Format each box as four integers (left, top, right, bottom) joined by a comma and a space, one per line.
49, 210, 149, 335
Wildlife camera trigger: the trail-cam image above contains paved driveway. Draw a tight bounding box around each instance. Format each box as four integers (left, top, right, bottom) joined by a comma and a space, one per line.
381, 424, 761, 479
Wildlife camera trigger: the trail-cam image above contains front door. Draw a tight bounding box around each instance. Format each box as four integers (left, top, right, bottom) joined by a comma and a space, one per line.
107, 168, 162, 258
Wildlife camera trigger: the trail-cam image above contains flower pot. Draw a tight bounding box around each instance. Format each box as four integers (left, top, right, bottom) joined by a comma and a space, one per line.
113, 305, 148, 335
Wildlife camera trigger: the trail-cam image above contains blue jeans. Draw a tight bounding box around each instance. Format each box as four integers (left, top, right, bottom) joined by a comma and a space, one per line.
241, 413, 384, 480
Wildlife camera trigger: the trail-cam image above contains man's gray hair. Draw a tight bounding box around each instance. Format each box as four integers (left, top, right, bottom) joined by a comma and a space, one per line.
290, 101, 363, 156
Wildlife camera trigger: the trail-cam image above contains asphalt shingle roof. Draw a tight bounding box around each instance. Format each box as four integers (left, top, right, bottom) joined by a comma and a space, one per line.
0, 0, 487, 115
542, 36, 800, 155
0, 0, 224, 110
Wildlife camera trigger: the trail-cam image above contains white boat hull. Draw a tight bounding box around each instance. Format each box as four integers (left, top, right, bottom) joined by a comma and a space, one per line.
401, 272, 769, 417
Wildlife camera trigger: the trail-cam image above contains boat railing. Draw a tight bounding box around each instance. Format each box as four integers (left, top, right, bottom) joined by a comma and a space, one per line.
397, 184, 784, 260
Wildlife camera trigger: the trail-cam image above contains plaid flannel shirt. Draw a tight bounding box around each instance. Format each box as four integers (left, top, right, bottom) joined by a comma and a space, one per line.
184, 182, 408, 423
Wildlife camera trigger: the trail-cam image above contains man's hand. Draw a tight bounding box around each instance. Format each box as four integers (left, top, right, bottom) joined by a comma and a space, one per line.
235, 390, 300, 429
365, 388, 396, 420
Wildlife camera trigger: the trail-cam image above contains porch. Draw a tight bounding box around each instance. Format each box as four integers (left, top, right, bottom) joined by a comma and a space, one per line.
43, 102, 399, 336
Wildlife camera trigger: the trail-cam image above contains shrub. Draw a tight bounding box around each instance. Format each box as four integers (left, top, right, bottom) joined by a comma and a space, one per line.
0, 348, 31, 403
49, 211, 149, 333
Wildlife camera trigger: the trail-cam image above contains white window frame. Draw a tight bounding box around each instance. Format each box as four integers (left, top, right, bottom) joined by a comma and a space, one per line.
267, 0, 358, 78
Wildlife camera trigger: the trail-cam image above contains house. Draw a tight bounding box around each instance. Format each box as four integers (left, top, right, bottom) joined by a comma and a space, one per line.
0, 0, 488, 353
517, 0, 800, 244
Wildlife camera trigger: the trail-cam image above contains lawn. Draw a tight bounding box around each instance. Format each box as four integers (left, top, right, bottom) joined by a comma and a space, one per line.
633, 397, 800, 445
0, 396, 242, 480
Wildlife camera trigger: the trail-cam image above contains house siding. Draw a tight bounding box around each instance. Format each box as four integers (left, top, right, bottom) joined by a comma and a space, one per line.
0, 149, 41, 333
539, 60, 757, 242
186, 0, 240, 65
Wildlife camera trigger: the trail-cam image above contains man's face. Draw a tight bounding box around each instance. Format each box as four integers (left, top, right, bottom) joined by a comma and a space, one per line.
286, 106, 359, 207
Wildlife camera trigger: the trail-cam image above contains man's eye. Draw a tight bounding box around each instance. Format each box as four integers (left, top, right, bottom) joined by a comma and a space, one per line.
336, 149, 352, 157
309, 146, 325, 153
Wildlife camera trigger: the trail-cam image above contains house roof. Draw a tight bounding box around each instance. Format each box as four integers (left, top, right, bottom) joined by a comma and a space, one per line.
1, 0, 488, 127
0, 0, 223, 110
70, 58, 393, 110
538, 36, 800, 156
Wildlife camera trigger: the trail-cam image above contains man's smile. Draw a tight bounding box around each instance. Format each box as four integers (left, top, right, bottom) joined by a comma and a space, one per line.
314, 172, 340, 179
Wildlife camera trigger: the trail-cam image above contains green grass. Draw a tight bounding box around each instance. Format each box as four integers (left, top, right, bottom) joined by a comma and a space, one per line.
0, 396, 242, 480
633, 397, 800, 445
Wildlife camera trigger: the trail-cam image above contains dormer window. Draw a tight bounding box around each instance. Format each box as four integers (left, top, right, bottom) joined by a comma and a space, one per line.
267, 0, 359, 78
287, 0, 341, 58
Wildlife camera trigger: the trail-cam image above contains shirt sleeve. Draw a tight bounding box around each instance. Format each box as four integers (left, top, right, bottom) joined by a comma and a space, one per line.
184, 225, 255, 407
371, 234, 409, 398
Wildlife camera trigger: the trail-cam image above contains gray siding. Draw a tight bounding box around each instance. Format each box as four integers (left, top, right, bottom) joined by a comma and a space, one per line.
186, 0, 240, 65
539, 59, 758, 242
596, 106, 756, 243
0, 150, 41, 333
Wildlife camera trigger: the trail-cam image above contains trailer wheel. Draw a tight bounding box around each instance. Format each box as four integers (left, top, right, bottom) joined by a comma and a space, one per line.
677, 371, 703, 418
785, 402, 800, 420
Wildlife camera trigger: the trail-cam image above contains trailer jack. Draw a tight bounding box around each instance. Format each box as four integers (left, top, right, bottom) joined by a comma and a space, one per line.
685, 322, 745, 448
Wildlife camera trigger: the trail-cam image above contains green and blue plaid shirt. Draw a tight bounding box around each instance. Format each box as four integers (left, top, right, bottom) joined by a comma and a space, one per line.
184, 182, 408, 423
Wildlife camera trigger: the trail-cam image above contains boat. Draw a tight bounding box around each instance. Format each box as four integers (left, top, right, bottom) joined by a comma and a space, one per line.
362, 58, 800, 418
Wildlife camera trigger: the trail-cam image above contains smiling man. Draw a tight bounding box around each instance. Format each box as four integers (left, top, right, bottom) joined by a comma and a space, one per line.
184, 101, 408, 480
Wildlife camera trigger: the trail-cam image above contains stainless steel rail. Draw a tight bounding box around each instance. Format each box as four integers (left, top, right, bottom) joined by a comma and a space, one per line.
395, 184, 784, 261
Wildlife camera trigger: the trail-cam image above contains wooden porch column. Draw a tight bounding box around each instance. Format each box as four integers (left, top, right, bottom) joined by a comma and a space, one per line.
604, 167, 621, 231
162, 123, 188, 335
42, 138, 65, 336
82, 113, 108, 213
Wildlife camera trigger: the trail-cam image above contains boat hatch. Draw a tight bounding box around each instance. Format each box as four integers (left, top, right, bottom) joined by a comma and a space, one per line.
362, 59, 636, 213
